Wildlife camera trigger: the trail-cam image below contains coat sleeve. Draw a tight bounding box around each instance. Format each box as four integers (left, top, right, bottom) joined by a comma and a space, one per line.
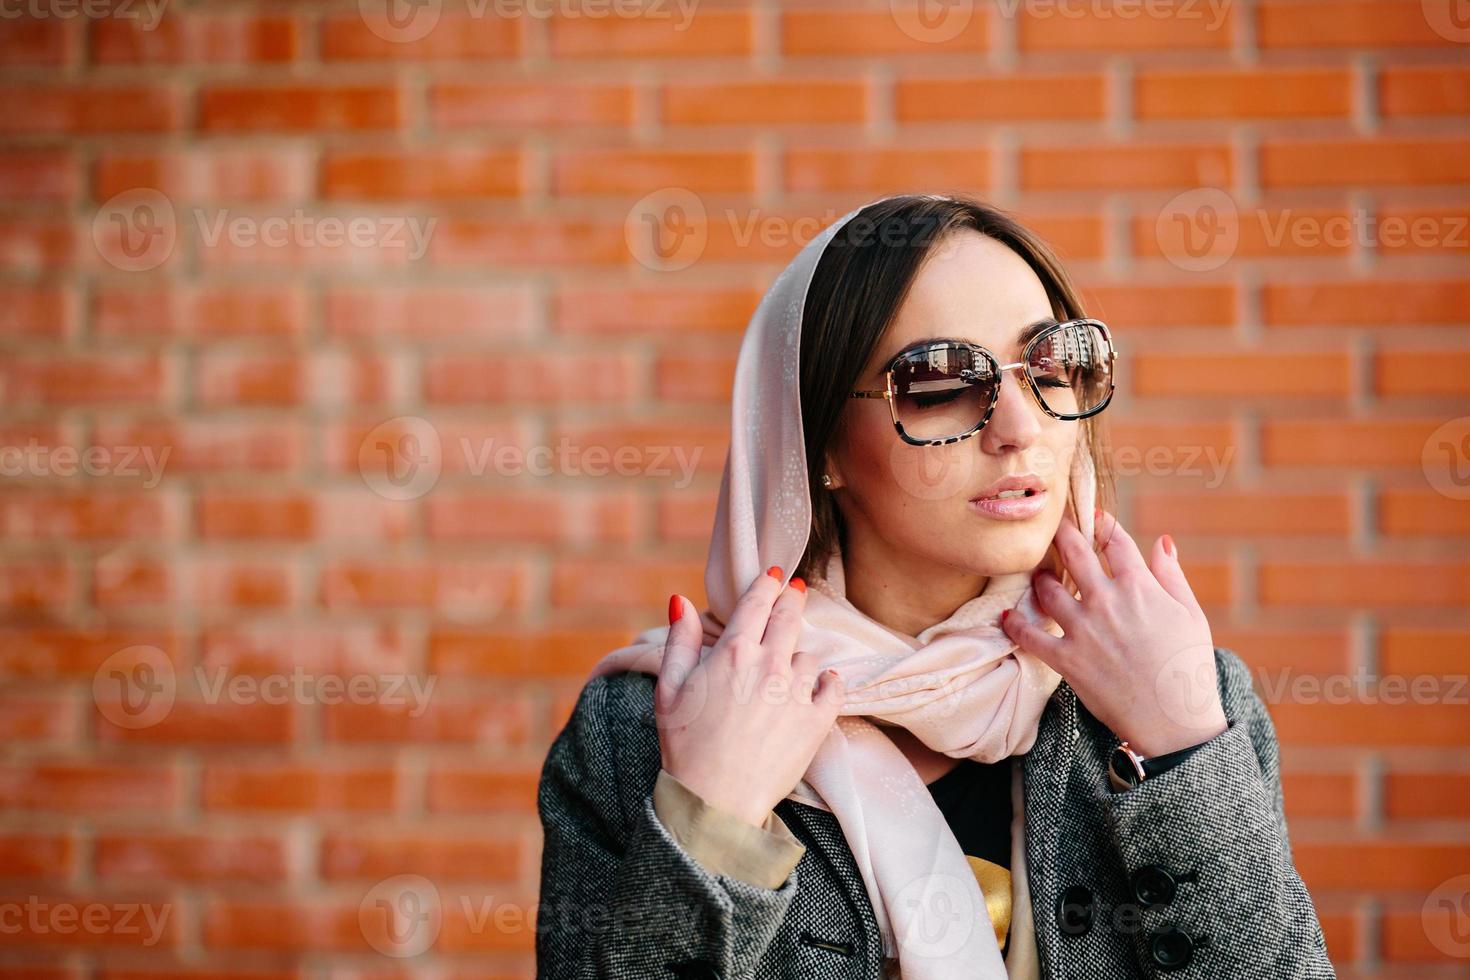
536, 671, 801, 979
1100, 646, 1336, 979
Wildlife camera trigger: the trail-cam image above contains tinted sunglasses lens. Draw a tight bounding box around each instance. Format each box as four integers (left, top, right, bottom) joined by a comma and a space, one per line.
892, 347, 994, 442
1028, 320, 1112, 418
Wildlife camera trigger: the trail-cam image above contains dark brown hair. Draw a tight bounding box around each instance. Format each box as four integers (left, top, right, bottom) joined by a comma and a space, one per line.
794, 193, 1115, 584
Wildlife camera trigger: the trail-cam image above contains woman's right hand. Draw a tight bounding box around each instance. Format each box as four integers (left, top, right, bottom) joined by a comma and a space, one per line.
656, 567, 846, 828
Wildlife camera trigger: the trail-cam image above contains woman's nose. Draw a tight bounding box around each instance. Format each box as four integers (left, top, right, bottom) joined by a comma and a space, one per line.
979, 368, 1043, 453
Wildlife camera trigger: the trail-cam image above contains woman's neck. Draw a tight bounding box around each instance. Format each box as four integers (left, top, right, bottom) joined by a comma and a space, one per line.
839, 535, 987, 639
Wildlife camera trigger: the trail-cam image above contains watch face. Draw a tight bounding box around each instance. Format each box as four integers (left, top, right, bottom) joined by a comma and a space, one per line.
1109, 745, 1144, 789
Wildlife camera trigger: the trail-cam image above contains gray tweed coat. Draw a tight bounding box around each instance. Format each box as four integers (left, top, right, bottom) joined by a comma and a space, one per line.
535, 646, 1336, 979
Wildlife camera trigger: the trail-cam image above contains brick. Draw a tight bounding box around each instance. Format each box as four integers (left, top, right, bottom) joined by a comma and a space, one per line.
784, 147, 991, 193
95, 833, 288, 881
0, 149, 78, 201
193, 352, 389, 407
0, 86, 179, 133
428, 215, 627, 266
1257, 1, 1458, 48
654, 348, 737, 403
204, 900, 359, 951
93, 554, 302, 609
1261, 139, 1470, 188
0, 16, 70, 65
552, 10, 753, 57
426, 766, 539, 814
431, 81, 634, 129
428, 627, 634, 677
663, 80, 868, 126
203, 764, 398, 813
1380, 66, 1470, 116
95, 148, 313, 202
1018, 1, 1236, 51
0, 559, 75, 612
1384, 772, 1470, 820
0, 284, 75, 338
554, 285, 760, 335
321, 13, 520, 60
1375, 349, 1470, 396
1262, 279, 1470, 326
784, 8, 987, 54
0, 763, 178, 813
1023, 143, 1232, 191
322, 693, 532, 746
200, 623, 412, 676
424, 351, 637, 404
199, 85, 402, 131
1296, 842, 1470, 890
0, 493, 179, 542
321, 148, 523, 199
318, 560, 528, 613
555, 149, 756, 196
197, 491, 412, 542
1381, 627, 1470, 676
323, 283, 533, 339
92, 420, 304, 473
1260, 561, 1470, 607
1133, 490, 1352, 536
897, 75, 1104, 121
320, 832, 519, 880
0, 695, 78, 740
550, 557, 707, 608
93, 284, 308, 338
1135, 68, 1352, 119
1374, 206, 1470, 254
1261, 419, 1440, 468
0, 834, 75, 877
1133, 350, 1351, 399
91, 13, 298, 63
425, 492, 640, 543
1380, 489, 1470, 537
1080, 282, 1237, 326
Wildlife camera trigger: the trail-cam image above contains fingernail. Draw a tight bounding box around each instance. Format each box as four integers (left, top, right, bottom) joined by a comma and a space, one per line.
766, 565, 783, 581
789, 576, 806, 593
1162, 534, 1177, 560
1000, 609, 1009, 625
668, 594, 682, 624
1094, 507, 1102, 522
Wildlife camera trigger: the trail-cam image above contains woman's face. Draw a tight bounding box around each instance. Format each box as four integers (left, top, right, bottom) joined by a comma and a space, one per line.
825, 229, 1078, 580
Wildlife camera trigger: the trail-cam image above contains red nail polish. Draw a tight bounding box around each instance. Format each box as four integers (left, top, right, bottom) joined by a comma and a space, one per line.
766, 565, 783, 581
1000, 609, 1009, 625
1162, 534, 1177, 559
668, 594, 682, 624
789, 576, 806, 593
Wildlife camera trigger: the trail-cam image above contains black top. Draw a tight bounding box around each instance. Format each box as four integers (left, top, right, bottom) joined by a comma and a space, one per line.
925, 756, 1014, 954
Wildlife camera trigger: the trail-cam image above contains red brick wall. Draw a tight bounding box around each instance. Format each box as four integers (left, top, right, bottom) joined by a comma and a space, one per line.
2, 0, 1468, 975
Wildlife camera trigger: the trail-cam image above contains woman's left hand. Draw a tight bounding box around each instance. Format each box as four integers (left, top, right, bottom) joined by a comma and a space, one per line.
1001, 507, 1229, 758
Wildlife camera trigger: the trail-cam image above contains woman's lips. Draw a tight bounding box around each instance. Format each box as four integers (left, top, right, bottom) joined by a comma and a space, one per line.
968, 489, 1047, 520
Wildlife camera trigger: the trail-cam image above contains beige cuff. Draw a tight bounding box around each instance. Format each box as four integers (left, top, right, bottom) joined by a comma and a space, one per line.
652, 767, 807, 890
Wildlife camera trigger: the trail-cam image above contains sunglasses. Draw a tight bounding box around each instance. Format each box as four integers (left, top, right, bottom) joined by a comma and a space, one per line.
850, 317, 1118, 447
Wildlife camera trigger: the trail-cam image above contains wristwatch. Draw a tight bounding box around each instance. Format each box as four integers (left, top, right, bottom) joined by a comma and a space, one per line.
1107, 739, 1206, 792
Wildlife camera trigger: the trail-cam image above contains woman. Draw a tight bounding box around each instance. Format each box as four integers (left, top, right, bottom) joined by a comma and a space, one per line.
535, 194, 1334, 979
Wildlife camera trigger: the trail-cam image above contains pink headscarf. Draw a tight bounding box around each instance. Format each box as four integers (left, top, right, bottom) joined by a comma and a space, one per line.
587, 194, 1096, 978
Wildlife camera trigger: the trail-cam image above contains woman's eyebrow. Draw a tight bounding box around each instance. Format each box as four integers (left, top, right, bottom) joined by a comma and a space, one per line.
890, 318, 1061, 360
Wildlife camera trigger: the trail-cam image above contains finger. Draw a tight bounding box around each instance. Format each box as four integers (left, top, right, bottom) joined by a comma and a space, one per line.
1094, 508, 1151, 582
1052, 511, 1110, 598
720, 565, 787, 649
1031, 568, 1086, 637
760, 578, 808, 659
1148, 533, 1204, 614
790, 650, 825, 704
1001, 606, 1067, 670
656, 593, 702, 713
814, 667, 846, 714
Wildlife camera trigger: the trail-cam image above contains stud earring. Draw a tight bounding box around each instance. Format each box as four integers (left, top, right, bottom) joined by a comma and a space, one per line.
821, 474, 834, 489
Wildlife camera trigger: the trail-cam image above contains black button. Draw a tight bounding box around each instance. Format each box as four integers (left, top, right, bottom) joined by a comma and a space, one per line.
1056, 884, 1094, 936
1131, 864, 1178, 908
1149, 925, 1194, 970
667, 959, 720, 980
